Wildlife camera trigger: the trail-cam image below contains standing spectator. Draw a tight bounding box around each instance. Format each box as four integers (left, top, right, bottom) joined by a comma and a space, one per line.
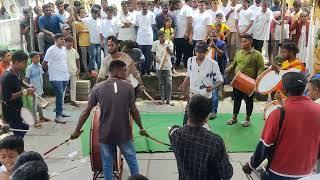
117, 1, 136, 45
270, 0, 281, 12
61, 24, 71, 36
235, 0, 254, 38
25, 51, 51, 129
213, 13, 230, 40
153, 0, 162, 15
243, 72, 320, 180
290, 0, 302, 40
135, 0, 156, 75
100, 0, 108, 19
252, 1, 273, 53
82, 5, 102, 74
271, 12, 290, 59
33, 6, 42, 52
190, 0, 199, 14
169, 95, 233, 180
155, 1, 174, 31
122, 40, 145, 71
172, 0, 193, 68
220, 0, 230, 15
43, 34, 70, 124
225, 0, 241, 61
206, 0, 226, 24
190, 0, 211, 49
75, 6, 90, 72
152, 31, 174, 105
20, 9, 32, 52
100, 6, 118, 57
54, 0, 70, 20
0, 49, 12, 76
65, 36, 80, 107
248, 0, 262, 19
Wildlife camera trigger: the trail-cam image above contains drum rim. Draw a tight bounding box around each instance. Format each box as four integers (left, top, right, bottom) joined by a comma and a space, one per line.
90, 106, 102, 172
256, 69, 281, 94
20, 107, 35, 125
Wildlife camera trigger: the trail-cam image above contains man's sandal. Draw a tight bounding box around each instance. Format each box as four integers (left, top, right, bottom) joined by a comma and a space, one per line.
242, 121, 251, 127
227, 119, 237, 125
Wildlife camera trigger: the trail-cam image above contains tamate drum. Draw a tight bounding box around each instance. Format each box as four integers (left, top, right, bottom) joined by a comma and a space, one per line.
230, 72, 256, 96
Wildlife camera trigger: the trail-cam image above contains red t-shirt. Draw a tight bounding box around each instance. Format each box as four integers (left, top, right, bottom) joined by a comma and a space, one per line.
262, 96, 320, 177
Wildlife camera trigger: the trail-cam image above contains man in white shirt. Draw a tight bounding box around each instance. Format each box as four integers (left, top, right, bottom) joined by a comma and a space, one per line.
100, 6, 118, 57
248, 0, 262, 19
117, 1, 136, 44
252, 1, 273, 52
220, 0, 230, 16
179, 41, 223, 125
100, 0, 108, 19
206, 0, 226, 24
190, 0, 211, 49
172, 0, 193, 68
236, 0, 254, 41
83, 5, 102, 73
54, 0, 70, 21
190, 0, 199, 14
43, 34, 70, 123
136, 1, 156, 75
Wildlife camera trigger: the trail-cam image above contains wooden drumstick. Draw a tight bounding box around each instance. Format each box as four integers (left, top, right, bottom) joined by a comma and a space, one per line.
159, 43, 169, 70
143, 90, 159, 105
35, 93, 49, 109
43, 138, 71, 156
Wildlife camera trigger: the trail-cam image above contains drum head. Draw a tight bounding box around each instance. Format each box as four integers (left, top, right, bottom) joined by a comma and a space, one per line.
20, 108, 35, 125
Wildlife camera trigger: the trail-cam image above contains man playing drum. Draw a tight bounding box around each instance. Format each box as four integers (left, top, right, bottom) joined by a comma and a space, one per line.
96, 36, 145, 96
71, 60, 148, 180
226, 35, 264, 127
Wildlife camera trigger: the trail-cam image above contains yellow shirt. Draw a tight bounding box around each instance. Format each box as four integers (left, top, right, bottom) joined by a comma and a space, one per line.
281, 59, 305, 72
211, 23, 230, 40
75, 21, 90, 47
160, 27, 175, 41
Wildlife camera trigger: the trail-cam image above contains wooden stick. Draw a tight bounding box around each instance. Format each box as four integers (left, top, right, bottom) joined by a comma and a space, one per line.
143, 90, 158, 105
146, 134, 171, 147
159, 42, 169, 70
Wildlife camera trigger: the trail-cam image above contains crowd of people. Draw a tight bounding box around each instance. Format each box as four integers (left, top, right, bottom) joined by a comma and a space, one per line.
0, 0, 320, 179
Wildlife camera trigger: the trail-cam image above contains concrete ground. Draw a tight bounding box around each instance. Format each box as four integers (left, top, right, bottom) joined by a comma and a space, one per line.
22, 98, 269, 180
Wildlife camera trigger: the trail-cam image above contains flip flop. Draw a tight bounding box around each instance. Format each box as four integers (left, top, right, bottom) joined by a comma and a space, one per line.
242, 121, 251, 127
227, 119, 237, 125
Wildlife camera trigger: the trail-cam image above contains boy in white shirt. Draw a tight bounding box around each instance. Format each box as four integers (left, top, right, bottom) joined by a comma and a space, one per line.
117, 1, 136, 43
152, 31, 174, 105
235, 0, 254, 42
136, 0, 156, 75
65, 36, 80, 107
190, 0, 211, 49
100, 6, 118, 57
206, 0, 225, 24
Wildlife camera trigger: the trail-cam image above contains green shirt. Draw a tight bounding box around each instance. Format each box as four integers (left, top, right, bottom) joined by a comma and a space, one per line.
230, 49, 265, 79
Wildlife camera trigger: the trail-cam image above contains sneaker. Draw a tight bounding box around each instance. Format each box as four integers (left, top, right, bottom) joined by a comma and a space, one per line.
61, 113, 70, 117
208, 112, 216, 120
70, 101, 80, 107
54, 116, 66, 124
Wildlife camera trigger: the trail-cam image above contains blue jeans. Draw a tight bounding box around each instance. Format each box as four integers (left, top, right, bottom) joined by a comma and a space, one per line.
263, 171, 300, 180
89, 43, 101, 70
211, 90, 219, 113
138, 45, 152, 75
100, 140, 139, 180
50, 81, 68, 117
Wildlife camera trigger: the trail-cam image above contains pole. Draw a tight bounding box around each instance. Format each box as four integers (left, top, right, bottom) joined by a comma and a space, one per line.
69, 0, 77, 50
280, 0, 286, 43
29, 7, 35, 51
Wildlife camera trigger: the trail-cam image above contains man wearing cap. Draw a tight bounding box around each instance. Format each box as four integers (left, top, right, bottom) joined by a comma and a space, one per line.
61, 24, 71, 37
243, 72, 320, 180
179, 41, 223, 125
226, 35, 264, 127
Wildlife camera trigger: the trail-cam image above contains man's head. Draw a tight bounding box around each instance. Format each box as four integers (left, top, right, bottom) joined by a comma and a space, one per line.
77, 6, 86, 18
221, 0, 228, 5
107, 36, 119, 55
33, 6, 42, 16
54, 33, 65, 47
211, 0, 219, 10
280, 42, 299, 60
29, 51, 41, 64
191, 0, 198, 8
11, 161, 49, 180
209, 29, 220, 42
109, 60, 127, 80
241, 35, 253, 50
141, 1, 148, 14
127, 1, 134, 12
0, 135, 24, 173
55, 0, 64, 12
261, 1, 269, 12
293, 0, 301, 13
101, 0, 108, 9
122, 40, 137, 51
91, 4, 101, 18
282, 72, 307, 97
0, 49, 12, 62
61, 24, 71, 36
299, 11, 308, 23
106, 6, 113, 18
13, 151, 45, 172
64, 36, 74, 49
216, 13, 223, 22
198, 0, 207, 12
148, 1, 155, 11
42, 4, 52, 16
255, 0, 261, 5
242, 0, 250, 9
121, 1, 129, 14
161, 1, 169, 14
195, 41, 208, 61
48, 2, 55, 11
187, 95, 212, 126
11, 50, 29, 71
273, 0, 280, 5
308, 78, 320, 101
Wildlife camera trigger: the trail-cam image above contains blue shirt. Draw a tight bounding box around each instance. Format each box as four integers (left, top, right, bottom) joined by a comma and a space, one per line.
39, 15, 63, 34
25, 63, 44, 95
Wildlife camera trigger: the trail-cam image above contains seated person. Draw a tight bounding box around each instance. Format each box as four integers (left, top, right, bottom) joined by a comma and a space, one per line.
122, 40, 145, 71
11, 160, 49, 180
0, 135, 24, 180
169, 95, 233, 180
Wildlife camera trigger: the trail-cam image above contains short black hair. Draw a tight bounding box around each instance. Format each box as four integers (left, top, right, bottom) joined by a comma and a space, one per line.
123, 40, 138, 50
91, 4, 102, 14
0, 135, 24, 154
280, 42, 299, 54
128, 174, 149, 180
121, 0, 128, 6
11, 161, 49, 180
54, 33, 65, 40
106, 6, 113, 12
55, 0, 64, 6
12, 50, 29, 63
77, 6, 85, 14
242, 34, 253, 41
0, 49, 10, 58
309, 78, 320, 89
13, 151, 45, 171
109, 60, 126, 72
282, 72, 307, 96
293, 0, 301, 7
64, 35, 74, 42
157, 30, 165, 37
187, 95, 212, 125
216, 13, 223, 18
29, 51, 40, 58
107, 35, 119, 45
42, 4, 51, 10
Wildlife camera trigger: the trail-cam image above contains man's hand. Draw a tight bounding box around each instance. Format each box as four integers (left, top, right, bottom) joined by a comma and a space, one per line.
26, 88, 36, 96
184, 33, 189, 40
70, 130, 84, 140
139, 84, 146, 93
206, 86, 214, 93
139, 129, 148, 136
271, 63, 280, 74
242, 162, 253, 174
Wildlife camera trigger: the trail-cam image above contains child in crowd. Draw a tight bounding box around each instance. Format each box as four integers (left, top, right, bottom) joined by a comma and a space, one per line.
100, 6, 118, 57
0, 49, 12, 76
25, 51, 51, 128
65, 36, 80, 107
0, 135, 24, 180
159, 18, 175, 42
11, 161, 49, 180
152, 31, 174, 105
213, 13, 230, 40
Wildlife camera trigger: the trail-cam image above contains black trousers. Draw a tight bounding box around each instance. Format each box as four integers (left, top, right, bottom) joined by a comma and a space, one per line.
233, 88, 254, 116
253, 39, 264, 53
174, 38, 193, 68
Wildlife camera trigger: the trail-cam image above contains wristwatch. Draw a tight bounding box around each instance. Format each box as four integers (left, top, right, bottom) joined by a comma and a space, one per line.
23, 89, 28, 96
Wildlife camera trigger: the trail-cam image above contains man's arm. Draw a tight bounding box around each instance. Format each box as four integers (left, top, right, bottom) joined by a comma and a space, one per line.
216, 138, 233, 179
96, 57, 108, 83
128, 86, 146, 136
241, 20, 253, 35
185, 16, 193, 39
256, 52, 265, 76
127, 55, 143, 86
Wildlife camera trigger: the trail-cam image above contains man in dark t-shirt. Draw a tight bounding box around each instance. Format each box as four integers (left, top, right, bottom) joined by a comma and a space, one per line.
1, 51, 35, 138
71, 60, 148, 180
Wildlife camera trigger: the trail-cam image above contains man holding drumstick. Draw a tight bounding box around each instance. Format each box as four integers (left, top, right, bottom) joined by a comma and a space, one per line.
71, 60, 148, 180
226, 35, 264, 127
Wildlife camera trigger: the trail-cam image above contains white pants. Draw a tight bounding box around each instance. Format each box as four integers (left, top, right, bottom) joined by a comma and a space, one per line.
69, 73, 77, 101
